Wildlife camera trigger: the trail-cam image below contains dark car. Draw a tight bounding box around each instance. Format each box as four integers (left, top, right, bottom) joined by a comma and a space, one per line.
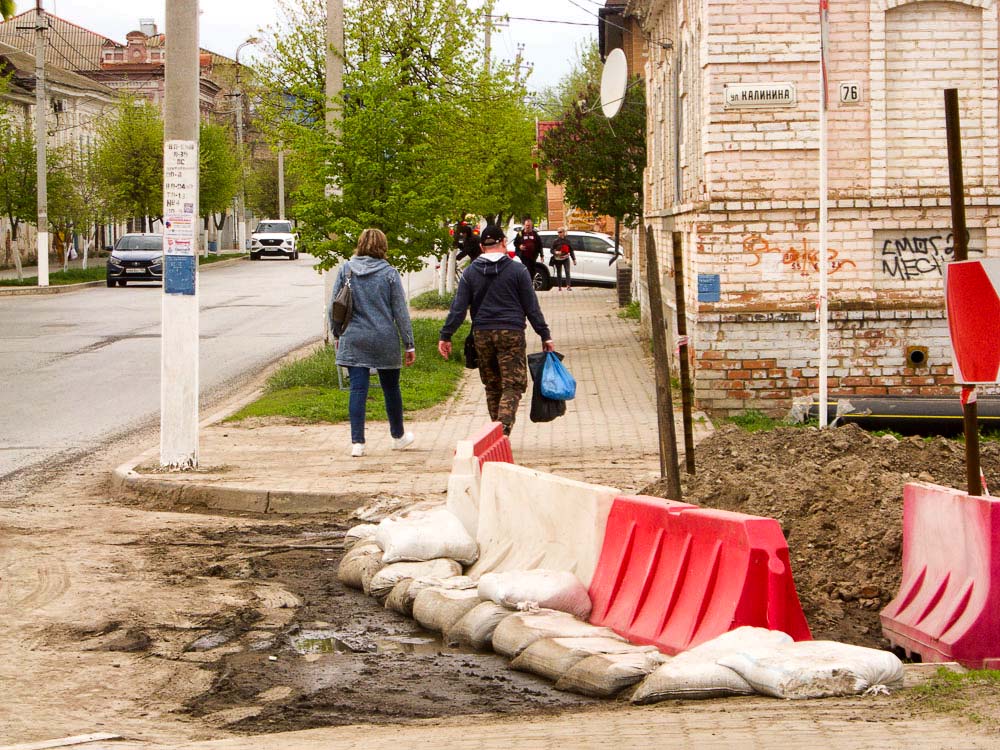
106, 233, 163, 287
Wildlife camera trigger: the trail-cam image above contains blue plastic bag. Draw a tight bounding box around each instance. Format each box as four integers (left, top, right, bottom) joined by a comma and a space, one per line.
540, 351, 576, 401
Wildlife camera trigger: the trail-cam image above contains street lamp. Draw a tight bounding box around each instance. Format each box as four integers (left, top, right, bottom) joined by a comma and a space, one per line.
234, 37, 259, 253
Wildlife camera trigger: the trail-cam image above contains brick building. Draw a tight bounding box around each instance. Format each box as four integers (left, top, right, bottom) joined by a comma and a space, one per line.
615, 0, 1000, 414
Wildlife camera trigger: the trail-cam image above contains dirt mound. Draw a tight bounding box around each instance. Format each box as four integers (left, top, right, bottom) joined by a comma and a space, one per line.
642, 422, 1000, 650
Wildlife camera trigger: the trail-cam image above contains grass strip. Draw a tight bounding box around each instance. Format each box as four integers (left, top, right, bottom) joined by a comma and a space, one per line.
229, 317, 470, 423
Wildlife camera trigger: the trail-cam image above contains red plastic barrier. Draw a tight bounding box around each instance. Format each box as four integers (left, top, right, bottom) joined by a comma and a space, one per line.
469, 421, 513, 469
588, 495, 811, 654
881, 483, 1000, 669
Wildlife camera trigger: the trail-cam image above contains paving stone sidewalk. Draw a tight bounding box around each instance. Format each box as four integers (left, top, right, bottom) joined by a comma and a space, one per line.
118, 288, 709, 511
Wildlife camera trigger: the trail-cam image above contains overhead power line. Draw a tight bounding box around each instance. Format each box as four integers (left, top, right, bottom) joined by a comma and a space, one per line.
490, 15, 596, 27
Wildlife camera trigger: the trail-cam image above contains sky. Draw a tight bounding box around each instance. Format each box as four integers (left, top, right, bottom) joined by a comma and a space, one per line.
31, 0, 598, 92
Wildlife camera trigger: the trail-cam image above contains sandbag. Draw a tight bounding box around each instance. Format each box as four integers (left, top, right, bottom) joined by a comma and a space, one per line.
444, 602, 512, 650
478, 570, 592, 619
631, 627, 794, 703
491, 609, 624, 659
510, 637, 658, 683
336, 541, 384, 591
384, 578, 414, 615
555, 651, 670, 698
717, 640, 905, 700
386, 575, 476, 616
344, 523, 379, 545
412, 588, 482, 633
374, 508, 479, 565
367, 559, 462, 600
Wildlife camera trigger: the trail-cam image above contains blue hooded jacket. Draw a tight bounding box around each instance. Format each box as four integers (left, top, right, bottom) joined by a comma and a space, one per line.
328, 256, 415, 369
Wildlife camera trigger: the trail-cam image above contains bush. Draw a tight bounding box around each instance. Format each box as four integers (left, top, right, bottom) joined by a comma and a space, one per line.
411, 290, 455, 310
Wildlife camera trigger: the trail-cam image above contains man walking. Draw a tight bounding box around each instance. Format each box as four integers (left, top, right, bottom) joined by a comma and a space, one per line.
513, 217, 543, 287
438, 225, 555, 435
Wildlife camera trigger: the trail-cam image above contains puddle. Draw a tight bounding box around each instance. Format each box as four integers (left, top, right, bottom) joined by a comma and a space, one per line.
375, 636, 441, 655
287, 627, 453, 656
289, 628, 373, 654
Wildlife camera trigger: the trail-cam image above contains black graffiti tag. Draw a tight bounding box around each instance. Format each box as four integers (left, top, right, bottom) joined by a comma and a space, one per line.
880, 232, 979, 280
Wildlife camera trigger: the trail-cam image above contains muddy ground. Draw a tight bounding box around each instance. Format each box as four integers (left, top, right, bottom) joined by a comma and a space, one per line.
5, 419, 1000, 745
644, 422, 1000, 650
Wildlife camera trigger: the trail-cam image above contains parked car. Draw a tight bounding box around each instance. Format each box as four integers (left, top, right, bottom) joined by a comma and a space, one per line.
250, 219, 299, 260
533, 230, 622, 291
105, 233, 163, 287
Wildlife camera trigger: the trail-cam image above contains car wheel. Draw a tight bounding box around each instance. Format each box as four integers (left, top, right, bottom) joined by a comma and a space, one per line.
534, 267, 552, 291
250, 252, 261, 261
106, 277, 115, 288
117, 280, 127, 287
293, 251, 299, 260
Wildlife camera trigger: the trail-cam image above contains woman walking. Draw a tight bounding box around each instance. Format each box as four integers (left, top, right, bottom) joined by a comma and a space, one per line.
329, 228, 416, 457
549, 228, 576, 291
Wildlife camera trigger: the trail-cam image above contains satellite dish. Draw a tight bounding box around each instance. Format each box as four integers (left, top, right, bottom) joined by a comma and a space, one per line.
600, 48, 628, 119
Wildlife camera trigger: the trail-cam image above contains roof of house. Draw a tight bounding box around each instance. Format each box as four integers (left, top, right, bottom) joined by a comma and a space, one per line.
0, 40, 115, 97
0, 10, 120, 72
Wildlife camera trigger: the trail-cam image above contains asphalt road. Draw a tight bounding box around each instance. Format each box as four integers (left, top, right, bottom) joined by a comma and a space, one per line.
0, 256, 326, 480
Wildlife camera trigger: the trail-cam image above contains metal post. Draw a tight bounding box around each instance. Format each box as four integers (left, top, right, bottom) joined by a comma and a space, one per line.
34, 0, 48, 287
277, 147, 285, 220
323, 0, 344, 342
945, 88, 982, 496
160, 0, 200, 468
645, 226, 682, 498
234, 39, 257, 253
672, 231, 696, 474
817, 0, 830, 427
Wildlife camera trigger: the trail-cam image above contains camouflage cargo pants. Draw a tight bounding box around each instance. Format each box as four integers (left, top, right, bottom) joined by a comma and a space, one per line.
473, 329, 527, 435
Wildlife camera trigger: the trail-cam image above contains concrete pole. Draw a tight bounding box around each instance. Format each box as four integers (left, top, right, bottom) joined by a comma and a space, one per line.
160, 0, 200, 468
324, 0, 344, 341
277, 147, 285, 219
34, 0, 48, 287
484, 2, 492, 76
235, 86, 245, 251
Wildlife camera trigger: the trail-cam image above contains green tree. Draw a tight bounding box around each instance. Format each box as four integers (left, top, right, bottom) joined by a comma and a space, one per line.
246, 157, 296, 220
0, 108, 36, 277
1, 1, 15, 22
94, 97, 164, 230
199, 122, 239, 219
533, 41, 603, 120
539, 77, 646, 244
253, 0, 540, 271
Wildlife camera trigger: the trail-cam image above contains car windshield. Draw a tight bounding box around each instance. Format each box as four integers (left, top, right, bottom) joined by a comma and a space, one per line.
116, 236, 162, 251
256, 222, 292, 234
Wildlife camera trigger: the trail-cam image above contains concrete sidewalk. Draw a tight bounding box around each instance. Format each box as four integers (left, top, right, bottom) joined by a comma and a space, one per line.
114, 288, 710, 513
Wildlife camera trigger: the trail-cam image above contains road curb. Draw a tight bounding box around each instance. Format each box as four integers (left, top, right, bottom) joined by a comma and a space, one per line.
109, 336, 374, 515
111, 458, 370, 515
0, 255, 247, 297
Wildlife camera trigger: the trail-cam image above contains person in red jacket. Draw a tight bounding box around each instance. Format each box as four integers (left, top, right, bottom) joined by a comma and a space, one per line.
548, 227, 576, 291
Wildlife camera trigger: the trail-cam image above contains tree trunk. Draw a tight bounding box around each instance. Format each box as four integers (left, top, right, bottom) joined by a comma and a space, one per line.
10, 220, 23, 281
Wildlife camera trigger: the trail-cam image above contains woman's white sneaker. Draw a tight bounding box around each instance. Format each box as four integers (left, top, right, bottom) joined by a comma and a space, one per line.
351, 443, 365, 457
392, 432, 415, 450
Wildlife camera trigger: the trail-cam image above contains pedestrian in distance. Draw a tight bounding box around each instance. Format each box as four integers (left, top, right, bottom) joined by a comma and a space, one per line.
438, 225, 555, 436
454, 219, 482, 263
328, 228, 416, 458
513, 217, 543, 288
548, 227, 576, 291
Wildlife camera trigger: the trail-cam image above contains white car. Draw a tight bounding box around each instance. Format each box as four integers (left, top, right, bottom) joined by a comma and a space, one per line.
533, 230, 622, 291
250, 220, 299, 261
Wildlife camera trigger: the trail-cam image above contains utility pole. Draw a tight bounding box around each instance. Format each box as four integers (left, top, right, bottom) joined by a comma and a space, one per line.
234, 38, 258, 253
324, 0, 344, 341
160, 0, 200, 468
34, 0, 48, 287
484, 2, 493, 76
277, 147, 285, 220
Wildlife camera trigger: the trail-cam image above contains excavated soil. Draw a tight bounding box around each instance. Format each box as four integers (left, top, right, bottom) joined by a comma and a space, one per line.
643, 422, 1000, 650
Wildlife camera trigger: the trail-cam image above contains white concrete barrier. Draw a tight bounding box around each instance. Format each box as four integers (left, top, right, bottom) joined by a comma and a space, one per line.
446, 440, 481, 538
467, 463, 620, 588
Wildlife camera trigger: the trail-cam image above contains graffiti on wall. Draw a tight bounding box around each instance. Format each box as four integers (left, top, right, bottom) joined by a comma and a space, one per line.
876, 230, 984, 281
743, 234, 857, 278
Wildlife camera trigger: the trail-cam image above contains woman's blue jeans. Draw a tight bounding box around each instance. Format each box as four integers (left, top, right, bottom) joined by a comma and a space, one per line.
347, 366, 404, 444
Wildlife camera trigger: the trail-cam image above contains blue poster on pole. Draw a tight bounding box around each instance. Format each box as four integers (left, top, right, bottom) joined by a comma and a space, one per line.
164, 254, 196, 296
697, 273, 720, 303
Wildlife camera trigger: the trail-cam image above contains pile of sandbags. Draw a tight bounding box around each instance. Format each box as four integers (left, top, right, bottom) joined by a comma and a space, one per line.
337, 517, 904, 703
